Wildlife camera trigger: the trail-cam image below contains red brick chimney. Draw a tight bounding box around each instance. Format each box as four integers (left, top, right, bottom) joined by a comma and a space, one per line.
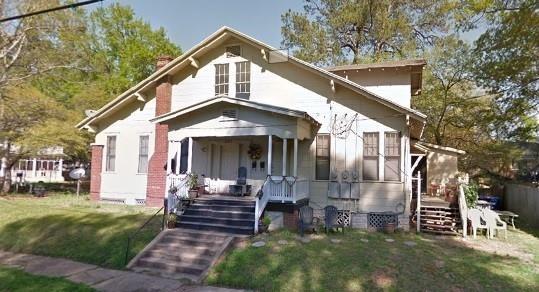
146, 55, 173, 207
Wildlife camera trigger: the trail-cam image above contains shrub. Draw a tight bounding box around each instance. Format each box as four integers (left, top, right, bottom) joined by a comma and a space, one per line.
463, 181, 479, 208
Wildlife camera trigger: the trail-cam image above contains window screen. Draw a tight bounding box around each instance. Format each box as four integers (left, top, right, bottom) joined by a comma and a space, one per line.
215, 64, 229, 96
363, 132, 379, 180
315, 134, 330, 180
106, 136, 116, 172
384, 132, 400, 181
138, 135, 149, 173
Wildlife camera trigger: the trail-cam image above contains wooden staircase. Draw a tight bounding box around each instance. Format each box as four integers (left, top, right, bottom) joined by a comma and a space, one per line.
419, 205, 462, 235
177, 197, 256, 236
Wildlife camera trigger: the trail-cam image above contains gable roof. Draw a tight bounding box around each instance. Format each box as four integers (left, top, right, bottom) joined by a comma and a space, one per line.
76, 26, 426, 130
412, 140, 466, 155
326, 59, 426, 72
151, 96, 321, 126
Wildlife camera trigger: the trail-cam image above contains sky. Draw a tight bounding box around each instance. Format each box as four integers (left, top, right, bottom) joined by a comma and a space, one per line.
91, 0, 484, 51
93, 0, 306, 50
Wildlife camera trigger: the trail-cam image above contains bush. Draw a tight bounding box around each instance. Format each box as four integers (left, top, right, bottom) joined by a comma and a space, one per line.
463, 181, 479, 208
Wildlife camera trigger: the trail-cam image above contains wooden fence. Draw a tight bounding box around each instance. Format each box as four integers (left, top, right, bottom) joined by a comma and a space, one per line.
505, 183, 539, 227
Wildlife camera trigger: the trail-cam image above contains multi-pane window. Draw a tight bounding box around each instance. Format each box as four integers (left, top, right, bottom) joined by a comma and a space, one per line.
235, 61, 250, 98
384, 132, 400, 181
214, 64, 229, 96
106, 136, 116, 172
315, 134, 330, 180
138, 135, 149, 174
363, 132, 379, 180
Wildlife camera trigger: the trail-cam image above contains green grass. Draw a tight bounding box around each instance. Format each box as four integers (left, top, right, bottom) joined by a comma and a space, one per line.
206, 229, 539, 291
0, 194, 161, 269
0, 266, 94, 292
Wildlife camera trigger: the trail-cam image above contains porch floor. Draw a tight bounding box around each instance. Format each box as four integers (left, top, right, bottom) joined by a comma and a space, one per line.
197, 193, 256, 202
421, 196, 452, 208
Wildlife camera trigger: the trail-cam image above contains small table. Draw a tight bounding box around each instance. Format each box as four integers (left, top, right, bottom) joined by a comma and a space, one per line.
496, 210, 519, 229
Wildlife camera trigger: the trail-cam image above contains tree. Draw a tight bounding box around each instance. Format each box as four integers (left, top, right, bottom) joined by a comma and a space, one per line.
0, 2, 181, 193
470, 0, 538, 141
281, 0, 456, 65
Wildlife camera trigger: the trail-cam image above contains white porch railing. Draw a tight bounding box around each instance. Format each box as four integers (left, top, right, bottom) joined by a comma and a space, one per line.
254, 175, 309, 233
412, 171, 422, 232
266, 176, 308, 203
166, 174, 189, 212
458, 184, 468, 238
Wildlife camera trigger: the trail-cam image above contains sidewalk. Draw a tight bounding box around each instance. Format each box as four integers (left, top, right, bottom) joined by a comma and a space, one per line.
0, 250, 244, 292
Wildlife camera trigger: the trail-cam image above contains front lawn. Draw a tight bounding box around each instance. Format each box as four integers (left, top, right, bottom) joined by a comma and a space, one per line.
0, 194, 161, 269
0, 265, 94, 292
207, 228, 539, 291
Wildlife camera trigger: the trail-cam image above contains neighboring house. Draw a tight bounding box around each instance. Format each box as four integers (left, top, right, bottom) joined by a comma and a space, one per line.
0, 146, 65, 184
77, 27, 430, 230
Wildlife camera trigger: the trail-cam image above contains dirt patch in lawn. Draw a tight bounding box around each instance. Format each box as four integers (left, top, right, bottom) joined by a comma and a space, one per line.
371, 269, 395, 289
447, 236, 535, 265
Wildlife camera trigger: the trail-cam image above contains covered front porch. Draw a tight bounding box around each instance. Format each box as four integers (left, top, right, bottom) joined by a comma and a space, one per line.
153, 96, 320, 204
166, 135, 309, 203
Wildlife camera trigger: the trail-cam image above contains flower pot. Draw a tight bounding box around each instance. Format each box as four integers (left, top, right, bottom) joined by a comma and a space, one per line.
259, 223, 269, 233
383, 222, 396, 234
188, 189, 198, 199
167, 220, 176, 229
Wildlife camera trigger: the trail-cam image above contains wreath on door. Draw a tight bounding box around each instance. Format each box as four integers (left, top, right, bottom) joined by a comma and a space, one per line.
247, 144, 262, 160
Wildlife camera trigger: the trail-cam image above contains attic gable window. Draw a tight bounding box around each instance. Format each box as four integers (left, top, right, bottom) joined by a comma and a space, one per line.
215, 63, 229, 96
226, 45, 241, 57
235, 61, 250, 99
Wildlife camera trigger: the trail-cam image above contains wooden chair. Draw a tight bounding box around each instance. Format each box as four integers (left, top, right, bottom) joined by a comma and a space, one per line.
298, 206, 317, 237
324, 205, 345, 233
228, 167, 252, 196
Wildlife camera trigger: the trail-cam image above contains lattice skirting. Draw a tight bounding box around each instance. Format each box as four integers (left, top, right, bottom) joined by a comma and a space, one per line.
337, 210, 351, 227
367, 213, 399, 230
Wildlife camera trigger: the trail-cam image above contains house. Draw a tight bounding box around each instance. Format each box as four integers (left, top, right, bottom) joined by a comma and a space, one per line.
0, 145, 65, 184
76, 27, 429, 231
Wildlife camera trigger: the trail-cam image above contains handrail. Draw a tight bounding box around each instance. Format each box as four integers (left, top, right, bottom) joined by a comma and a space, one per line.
124, 205, 164, 266
458, 184, 468, 238
254, 176, 271, 233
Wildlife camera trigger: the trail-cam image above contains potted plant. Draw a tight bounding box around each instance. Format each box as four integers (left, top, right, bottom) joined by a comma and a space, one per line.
187, 173, 199, 199
166, 213, 177, 229
383, 221, 396, 234
259, 215, 271, 233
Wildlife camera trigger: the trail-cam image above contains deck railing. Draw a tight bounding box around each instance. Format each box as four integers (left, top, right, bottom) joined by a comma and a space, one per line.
458, 184, 468, 238
266, 176, 308, 203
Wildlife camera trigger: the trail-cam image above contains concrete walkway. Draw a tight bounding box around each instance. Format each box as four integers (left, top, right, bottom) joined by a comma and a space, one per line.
0, 250, 244, 292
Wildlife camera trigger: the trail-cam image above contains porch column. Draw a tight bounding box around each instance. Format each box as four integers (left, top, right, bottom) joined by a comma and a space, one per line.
293, 139, 298, 177
32, 158, 37, 177
293, 138, 298, 203
282, 138, 287, 176
267, 135, 272, 176
187, 137, 193, 173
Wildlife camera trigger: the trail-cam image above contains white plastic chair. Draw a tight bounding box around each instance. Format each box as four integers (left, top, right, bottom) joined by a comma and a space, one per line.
467, 208, 490, 239
483, 209, 507, 239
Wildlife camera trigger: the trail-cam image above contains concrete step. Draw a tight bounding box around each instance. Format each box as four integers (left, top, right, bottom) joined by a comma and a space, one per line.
183, 208, 254, 220
152, 243, 217, 257
179, 214, 255, 227
137, 256, 207, 276
178, 221, 254, 235
140, 251, 213, 266
421, 222, 458, 229
189, 203, 254, 213
159, 236, 224, 248
164, 229, 230, 241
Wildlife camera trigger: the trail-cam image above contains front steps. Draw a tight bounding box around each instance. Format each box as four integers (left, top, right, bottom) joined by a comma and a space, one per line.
177, 197, 256, 236
128, 229, 233, 282
419, 205, 461, 235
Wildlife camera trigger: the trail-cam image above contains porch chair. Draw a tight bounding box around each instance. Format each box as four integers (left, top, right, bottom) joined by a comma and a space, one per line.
467, 208, 490, 239
483, 209, 507, 239
324, 205, 345, 233
299, 206, 318, 237
228, 167, 252, 196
